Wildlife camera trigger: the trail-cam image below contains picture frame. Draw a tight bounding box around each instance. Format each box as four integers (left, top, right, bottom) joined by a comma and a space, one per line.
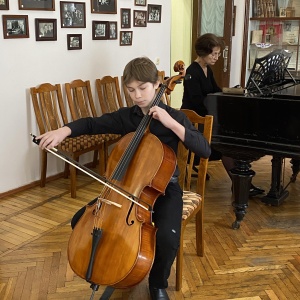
120, 31, 132, 46
147, 4, 162, 23
134, 0, 146, 6
91, 0, 117, 14
92, 20, 109, 40
108, 21, 117, 40
134, 10, 147, 27
279, 7, 286, 17
121, 8, 131, 29
67, 34, 82, 50
60, 1, 86, 28
2, 15, 29, 39
0, 0, 9, 10
18, 0, 54, 11
35, 18, 57, 41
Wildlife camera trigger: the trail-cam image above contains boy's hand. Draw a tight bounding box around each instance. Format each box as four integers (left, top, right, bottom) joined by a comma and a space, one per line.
149, 106, 185, 142
36, 127, 71, 150
149, 106, 173, 128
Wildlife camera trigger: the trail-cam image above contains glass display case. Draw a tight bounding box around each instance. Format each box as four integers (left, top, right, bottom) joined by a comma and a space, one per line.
249, 0, 300, 76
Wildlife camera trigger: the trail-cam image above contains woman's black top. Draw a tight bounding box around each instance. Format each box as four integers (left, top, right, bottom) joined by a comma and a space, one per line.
181, 61, 221, 116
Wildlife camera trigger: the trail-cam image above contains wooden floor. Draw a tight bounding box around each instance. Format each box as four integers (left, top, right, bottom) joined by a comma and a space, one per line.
1, 156, 300, 300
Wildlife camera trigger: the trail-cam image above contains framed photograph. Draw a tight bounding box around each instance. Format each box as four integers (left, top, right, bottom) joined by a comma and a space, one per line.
121, 8, 131, 29
135, 0, 146, 6
279, 7, 286, 17
134, 10, 147, 27
91, 0, 117, 14
60, 1, 86, 28
108, 21, 117, 40
0, 0, 9, 10
18, 0, 54, 11
147, 4, 161, 23
67, 34, 82, 50
120, 31, 132, 46
35, 18, 57, 41
92, 20, 109, 40
2, 15, 29, 39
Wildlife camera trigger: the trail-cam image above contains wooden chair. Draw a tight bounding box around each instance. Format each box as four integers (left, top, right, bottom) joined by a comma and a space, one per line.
65, 79, 121, 174
175, 109, 213, 291
157, 70, 171, 105
30, 82, 107, 198
121, 70, 170, 107
95, 76, 124, 114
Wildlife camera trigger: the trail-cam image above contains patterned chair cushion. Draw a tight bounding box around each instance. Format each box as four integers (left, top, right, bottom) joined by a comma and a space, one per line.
182, 191, 202, 220
59, 134, 120, 152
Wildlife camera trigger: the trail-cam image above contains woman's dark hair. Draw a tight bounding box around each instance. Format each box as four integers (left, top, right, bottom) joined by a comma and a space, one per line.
195, 33, 223, 57
123, 57, 158, 86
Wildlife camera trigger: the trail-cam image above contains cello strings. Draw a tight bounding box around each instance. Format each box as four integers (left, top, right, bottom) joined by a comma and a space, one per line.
108, 85, 166, 182
94, 85, 167, 225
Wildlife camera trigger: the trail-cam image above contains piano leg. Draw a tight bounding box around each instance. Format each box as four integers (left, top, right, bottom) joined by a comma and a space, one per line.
230, 160, 255, 230
262, 155, 289, 206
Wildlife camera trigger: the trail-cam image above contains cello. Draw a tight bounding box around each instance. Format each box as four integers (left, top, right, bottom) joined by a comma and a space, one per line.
34, 61, 187, 294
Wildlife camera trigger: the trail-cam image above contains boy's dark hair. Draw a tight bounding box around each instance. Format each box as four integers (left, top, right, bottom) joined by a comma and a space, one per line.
123, 57, 158, 86
195, 33, 223, 57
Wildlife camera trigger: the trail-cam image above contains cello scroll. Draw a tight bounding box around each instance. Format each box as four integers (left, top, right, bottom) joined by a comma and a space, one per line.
164, 60, 189, 95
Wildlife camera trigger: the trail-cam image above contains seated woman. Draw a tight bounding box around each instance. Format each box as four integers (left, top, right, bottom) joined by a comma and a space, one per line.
181, 33, 264, 197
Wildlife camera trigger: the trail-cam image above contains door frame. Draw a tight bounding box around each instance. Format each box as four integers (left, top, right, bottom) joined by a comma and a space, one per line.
192, 0, 234, 88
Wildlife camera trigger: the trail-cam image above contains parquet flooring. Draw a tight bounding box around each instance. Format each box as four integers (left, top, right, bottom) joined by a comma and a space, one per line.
1, 155, 300, 299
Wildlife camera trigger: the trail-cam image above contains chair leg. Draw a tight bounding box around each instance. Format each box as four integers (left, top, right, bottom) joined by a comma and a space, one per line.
175, 223, 185, 291
92, 150, 98, 168
196, 210, 204, 257
40, 150, 47, 187
63, 162, 69, 178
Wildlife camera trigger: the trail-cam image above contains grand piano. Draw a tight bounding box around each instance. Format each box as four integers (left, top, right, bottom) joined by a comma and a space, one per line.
204, 49, 300, 229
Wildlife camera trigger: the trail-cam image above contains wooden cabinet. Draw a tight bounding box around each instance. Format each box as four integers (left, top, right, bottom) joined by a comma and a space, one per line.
248, 0, 300, 76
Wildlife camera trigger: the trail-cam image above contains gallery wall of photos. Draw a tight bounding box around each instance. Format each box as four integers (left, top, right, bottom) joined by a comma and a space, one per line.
0, 0, 162, 48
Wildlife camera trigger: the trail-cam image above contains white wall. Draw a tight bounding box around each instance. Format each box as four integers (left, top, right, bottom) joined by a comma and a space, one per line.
0, 1, 171, 194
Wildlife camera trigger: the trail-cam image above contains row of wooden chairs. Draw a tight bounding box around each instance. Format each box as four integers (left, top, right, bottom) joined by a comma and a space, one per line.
30, 77, 126, 199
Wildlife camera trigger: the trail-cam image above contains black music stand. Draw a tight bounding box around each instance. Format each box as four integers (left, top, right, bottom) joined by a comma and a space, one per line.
246, 49, 297, 96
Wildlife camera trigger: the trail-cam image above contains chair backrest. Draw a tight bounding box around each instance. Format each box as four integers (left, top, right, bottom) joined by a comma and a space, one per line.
158, 70, 170, 105
157, 70, 165, 83
65, 79, 97, 120
30, 83, 68, 134
177, 109, 213, 195
96, 76, 123, 114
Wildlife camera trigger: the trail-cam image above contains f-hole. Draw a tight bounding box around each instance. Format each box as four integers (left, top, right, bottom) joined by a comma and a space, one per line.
126, 202, 135, 226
